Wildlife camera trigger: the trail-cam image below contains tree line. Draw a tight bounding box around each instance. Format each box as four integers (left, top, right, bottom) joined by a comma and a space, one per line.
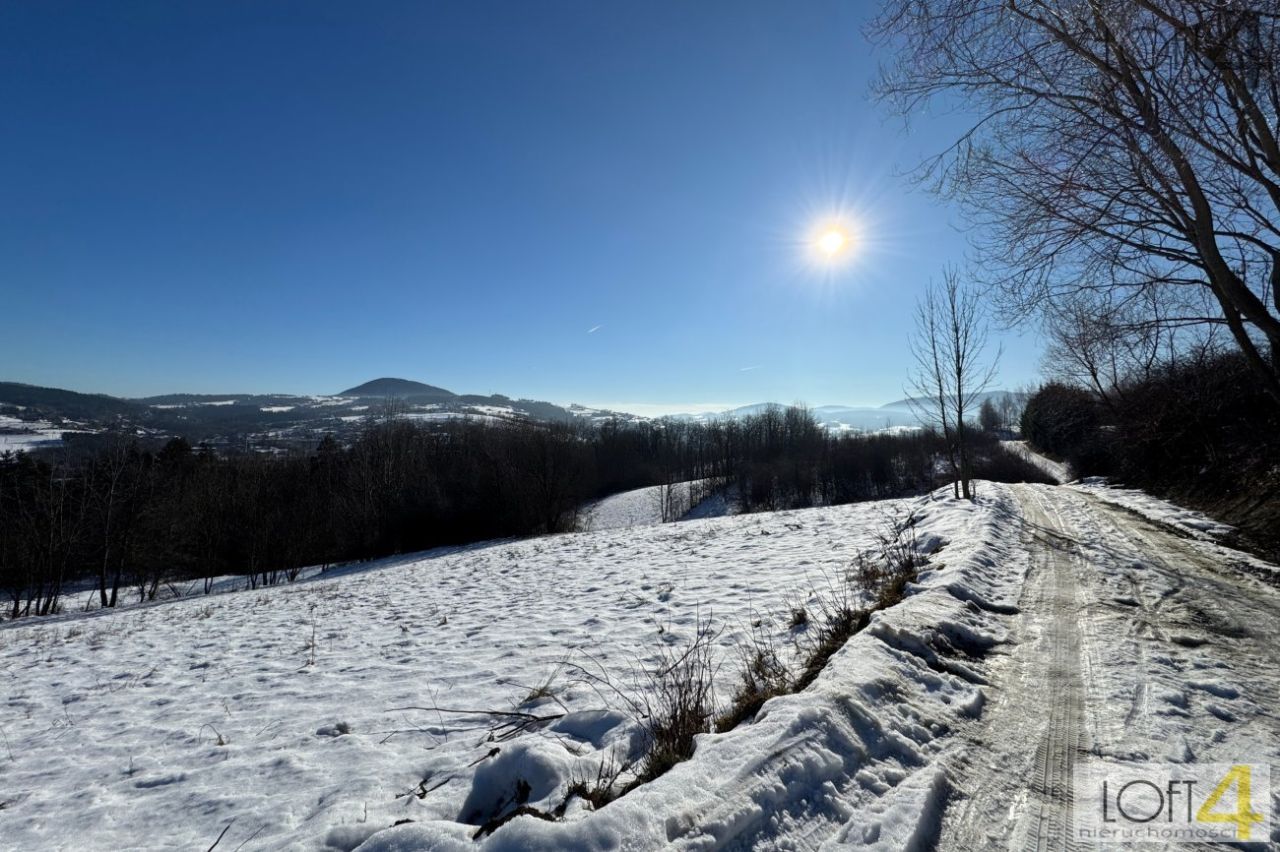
1024, 347, 1280, 486
0, 407, 1049, 619
1022, 345, 1280, 555
872, 0, 1279, 556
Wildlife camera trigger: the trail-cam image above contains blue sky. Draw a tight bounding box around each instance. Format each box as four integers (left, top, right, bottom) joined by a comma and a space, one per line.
1, 0, 1042, 412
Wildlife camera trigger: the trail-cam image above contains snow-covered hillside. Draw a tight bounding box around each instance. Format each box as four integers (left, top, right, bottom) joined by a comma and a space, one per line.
0, 414, 91, 453
1000, 439, 1071, 484
578, 480, 729, 530
0, 490, 971, 850
2, 482, 1277, 850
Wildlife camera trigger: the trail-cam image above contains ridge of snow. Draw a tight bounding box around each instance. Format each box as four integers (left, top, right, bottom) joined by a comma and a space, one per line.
1071, 477, 1233, 539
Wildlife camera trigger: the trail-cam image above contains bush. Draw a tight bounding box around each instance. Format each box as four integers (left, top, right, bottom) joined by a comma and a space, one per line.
1020, 383, 1109, 472
1110, 352, 1279, 487
1016, 351, 1280, 558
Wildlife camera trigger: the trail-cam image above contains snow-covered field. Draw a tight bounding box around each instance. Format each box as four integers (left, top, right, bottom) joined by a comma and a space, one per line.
1000, 440, 1071, 484
0, 489, 970, 850
578, 480, 728, 531
0, 414, 72, 453
3, 481, 1278, 850
0, 430, 63, 452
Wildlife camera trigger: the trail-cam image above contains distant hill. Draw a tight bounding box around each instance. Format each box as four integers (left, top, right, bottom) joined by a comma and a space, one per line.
1, 376, 1029, 453
338, 378, 456, 401
668, 391, 1028, 433
666, 402, 918, 432
138, 392, 304, 407
878, 390, 1027, 411
0, 377, 634, 453
0, 382, 144, 422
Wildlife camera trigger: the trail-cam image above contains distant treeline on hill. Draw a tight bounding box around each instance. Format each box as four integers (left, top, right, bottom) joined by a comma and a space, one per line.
0, 406, 1050, 619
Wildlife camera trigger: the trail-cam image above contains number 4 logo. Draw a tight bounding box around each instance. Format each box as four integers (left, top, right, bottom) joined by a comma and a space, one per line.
1197, 765, 1265, 840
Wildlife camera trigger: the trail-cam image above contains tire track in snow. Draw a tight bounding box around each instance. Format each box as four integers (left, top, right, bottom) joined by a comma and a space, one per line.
935, 486, 1087, 852
939, 483, 1280, 851
1017, 489, 1085, 852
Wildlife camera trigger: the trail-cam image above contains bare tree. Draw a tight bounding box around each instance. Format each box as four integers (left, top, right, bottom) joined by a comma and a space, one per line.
91, 435, 144, 609
1043, 295, 1166, 410
998, 392, 1023, 436
1041, 290, 1226, 408
651, 475, 683, 523
376, 396, 409, 424
871, 1, 1280, 404
909, 269, 1000, 499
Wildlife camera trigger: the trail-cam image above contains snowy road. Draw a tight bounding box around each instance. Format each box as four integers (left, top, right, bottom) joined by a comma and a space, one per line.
935, 484, 1280, 851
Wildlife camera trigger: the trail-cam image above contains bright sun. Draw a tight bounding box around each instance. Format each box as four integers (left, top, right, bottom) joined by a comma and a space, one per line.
817, 228, 848, 257
798, 213, 865, 275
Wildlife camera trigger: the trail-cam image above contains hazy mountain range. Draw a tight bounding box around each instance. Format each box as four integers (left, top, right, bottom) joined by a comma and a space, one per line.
0, 377, 1024, 452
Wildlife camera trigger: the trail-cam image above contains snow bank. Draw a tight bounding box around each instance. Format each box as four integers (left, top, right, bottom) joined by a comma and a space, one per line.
1069, 477, 1278, 582
1071, 477, 1233, 539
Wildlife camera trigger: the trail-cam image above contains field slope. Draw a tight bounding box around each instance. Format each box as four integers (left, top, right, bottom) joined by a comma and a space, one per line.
1, 483, 1276, 850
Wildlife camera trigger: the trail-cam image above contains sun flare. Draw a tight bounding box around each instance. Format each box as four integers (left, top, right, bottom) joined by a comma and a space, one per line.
793, 206, 873, 280
817, 227, 849, 257
811, 222, 857, 264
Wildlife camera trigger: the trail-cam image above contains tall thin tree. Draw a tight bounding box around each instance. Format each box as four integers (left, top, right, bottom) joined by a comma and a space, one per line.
909, 269, 1000, 499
